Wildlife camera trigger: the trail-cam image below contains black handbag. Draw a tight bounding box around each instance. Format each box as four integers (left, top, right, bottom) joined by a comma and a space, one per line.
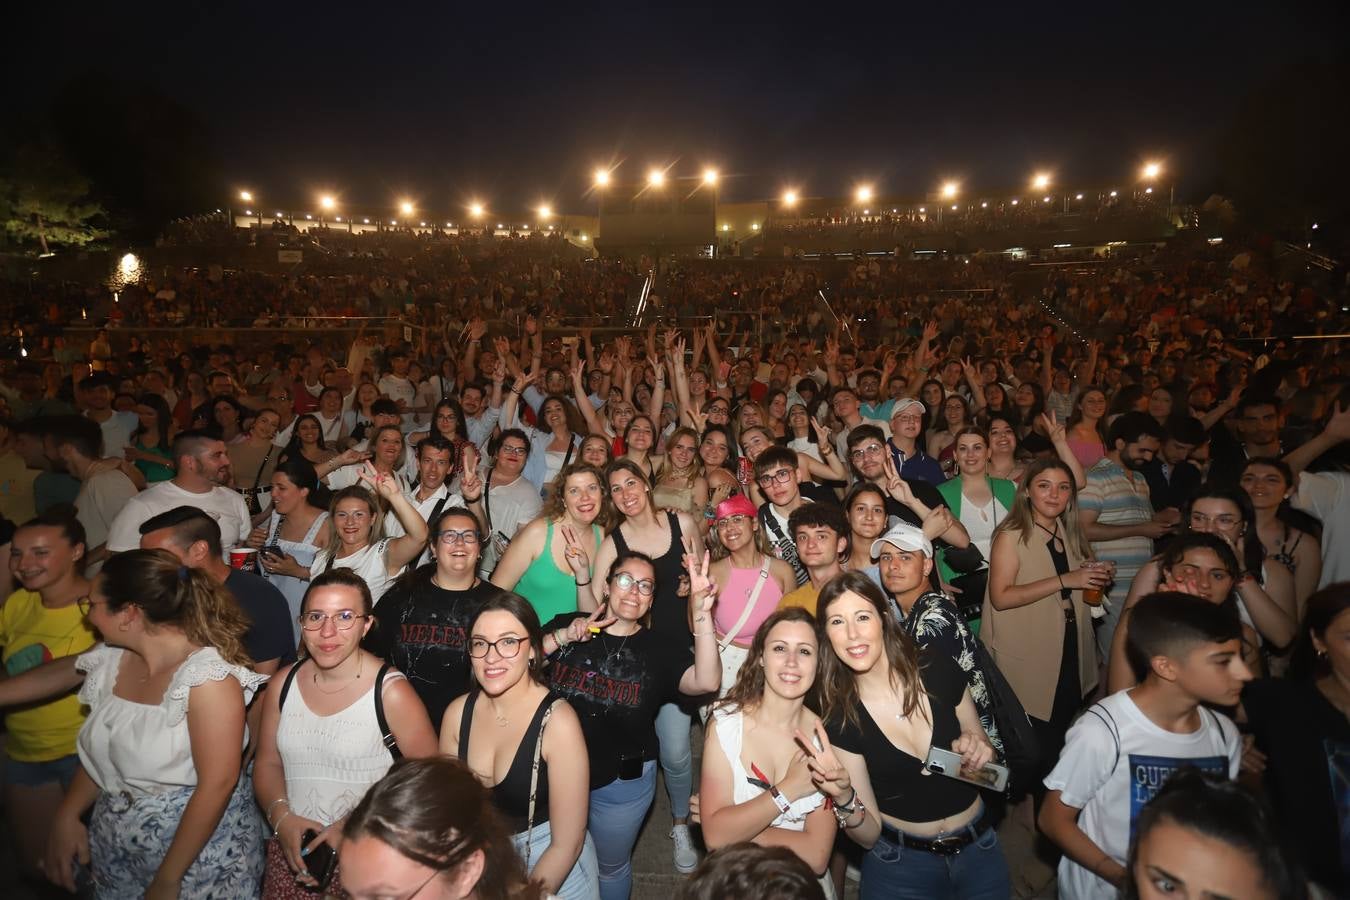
973, 637, 1040, 797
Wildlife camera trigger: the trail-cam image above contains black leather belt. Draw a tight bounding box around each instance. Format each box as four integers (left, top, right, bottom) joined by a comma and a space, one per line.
880, 810, 992, 856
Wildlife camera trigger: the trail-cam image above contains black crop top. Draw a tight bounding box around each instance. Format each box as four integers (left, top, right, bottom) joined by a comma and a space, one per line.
824, 653, 979, 822
459, 690, 556, 833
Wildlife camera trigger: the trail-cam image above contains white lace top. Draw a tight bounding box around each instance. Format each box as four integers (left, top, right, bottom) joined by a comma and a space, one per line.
75, 645, 266, 796
712, 706, 826, 831
276, 665, 404, 826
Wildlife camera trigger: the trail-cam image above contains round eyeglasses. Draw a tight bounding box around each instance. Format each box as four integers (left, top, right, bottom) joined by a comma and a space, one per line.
468, 637, 523, 659
300, 609, 368, 631
611, 572, 655, 596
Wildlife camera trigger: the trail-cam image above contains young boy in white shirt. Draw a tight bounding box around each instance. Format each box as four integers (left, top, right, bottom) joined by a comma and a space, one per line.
1039, 591, 1250, 898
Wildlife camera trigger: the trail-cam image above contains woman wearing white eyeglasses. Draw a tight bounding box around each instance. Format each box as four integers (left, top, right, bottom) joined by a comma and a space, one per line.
543, 550, 721, 900
253, 570, 437, 899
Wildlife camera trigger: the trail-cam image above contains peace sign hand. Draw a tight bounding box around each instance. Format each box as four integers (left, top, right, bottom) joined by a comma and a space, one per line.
560, 524, 591, 578
684, 550, 719, 616
809, 415, 831, 447
564, 604, 617, 645
460, 448, 483, 502
796, 722, 852, 803
1039, 409, 1067, 444
881, 452, 909, 501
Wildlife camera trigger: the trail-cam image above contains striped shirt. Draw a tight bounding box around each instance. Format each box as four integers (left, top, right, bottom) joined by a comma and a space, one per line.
1079, 457, 1154, 580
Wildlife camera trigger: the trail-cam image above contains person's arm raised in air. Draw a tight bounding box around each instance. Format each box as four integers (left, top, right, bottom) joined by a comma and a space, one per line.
460, 318, 486, 385
1283, 401, 1350, 476
569, 361, 606, 437
1042, 411, 1087, 489
798, 418, 848, 483
360, 465, 430, 575
962, 357, 987, 412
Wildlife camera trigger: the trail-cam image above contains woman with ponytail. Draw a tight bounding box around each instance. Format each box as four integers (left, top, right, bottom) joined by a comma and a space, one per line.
43, 549, 269, 899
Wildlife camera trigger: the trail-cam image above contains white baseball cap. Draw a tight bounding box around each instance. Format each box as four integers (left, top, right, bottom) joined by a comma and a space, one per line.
870, 522, 934, 559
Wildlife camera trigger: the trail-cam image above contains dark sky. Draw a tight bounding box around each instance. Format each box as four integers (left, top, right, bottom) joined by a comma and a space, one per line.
10, 1, 1346, 214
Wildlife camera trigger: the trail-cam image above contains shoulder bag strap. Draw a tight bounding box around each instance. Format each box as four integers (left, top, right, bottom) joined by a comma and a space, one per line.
522, 699, 560, 867
718, 558, 772, 652
252, 445, 274, 494
276, 658, 305, 711
373, 661, 400, 759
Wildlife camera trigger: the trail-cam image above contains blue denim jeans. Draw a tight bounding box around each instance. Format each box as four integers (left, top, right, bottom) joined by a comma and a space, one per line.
512, 820, 600, 900
654, 701, 692, 819
860, 821, 1010, 900
588, 761, 657, 900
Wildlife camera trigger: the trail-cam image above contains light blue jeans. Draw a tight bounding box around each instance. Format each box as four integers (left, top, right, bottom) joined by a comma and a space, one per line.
589, 761, 657, 900
512, 820, 599, 900
654, 701, 692, 819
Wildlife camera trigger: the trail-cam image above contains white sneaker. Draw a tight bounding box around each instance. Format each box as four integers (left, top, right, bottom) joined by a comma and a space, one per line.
670, 823, 699, 873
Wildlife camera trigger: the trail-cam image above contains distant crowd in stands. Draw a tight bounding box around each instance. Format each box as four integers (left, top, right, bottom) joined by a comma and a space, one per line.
0, 236, 1344, 898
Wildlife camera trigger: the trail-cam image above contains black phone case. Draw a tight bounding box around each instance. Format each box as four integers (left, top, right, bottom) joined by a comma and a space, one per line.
301, 829, 338, 890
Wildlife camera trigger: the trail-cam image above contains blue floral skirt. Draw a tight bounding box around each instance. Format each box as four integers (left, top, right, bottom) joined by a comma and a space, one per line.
89, 774, 264, 899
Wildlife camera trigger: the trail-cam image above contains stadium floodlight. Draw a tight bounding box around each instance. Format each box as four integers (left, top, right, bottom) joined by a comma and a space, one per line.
1011, 199, 1020, 206
239, 190, 253, 203
981, 201, 988, 208
1109, 190, 1118, 197
400, 201, 414, 216
702, 168, 718, 186
319, 195, 336, 210
363, 218, 370, 224
751, 223, 760, 230
722, 224, 730, 231
855, 185, 873, 204
1075, 193, 1084, 200
941, 182, 959, 199
389, 220, 397, 226
782, 189, 799, 207
1141, 161, 1162, 180
593, 168, 611, 188
648, 169, 665, 187
1032, 173, 1051, 190
537, 205, 552, 219
470, 203, 485, 218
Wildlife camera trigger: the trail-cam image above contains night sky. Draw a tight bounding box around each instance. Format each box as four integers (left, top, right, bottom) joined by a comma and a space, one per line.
9, 1, 1346, 214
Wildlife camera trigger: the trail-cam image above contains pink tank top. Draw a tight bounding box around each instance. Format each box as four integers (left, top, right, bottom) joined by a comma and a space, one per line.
714, 563, 785, 643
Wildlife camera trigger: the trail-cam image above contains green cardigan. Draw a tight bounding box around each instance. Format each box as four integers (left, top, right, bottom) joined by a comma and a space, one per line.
935, 476, 1017, 584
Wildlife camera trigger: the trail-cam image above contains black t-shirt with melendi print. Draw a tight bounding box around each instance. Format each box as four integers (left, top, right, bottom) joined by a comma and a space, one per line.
542, 617, 692, 790
366, 569, 497, 731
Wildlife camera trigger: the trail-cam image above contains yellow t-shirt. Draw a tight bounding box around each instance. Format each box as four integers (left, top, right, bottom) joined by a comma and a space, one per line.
778, 584, 821, 615
0, 590, 97, 762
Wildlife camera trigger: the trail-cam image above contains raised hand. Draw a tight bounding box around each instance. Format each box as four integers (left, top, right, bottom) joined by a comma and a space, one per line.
559, 523, 591, 578
333, 447, 372, 469
809, 415, 832, 448
567, 603, 617, 644
797, 722, 852, 803
467, 318, 487, 342
1039, 409, 1067, 444
684, 550, 719, 616
598, 350, 616, 375
359, 461, 400, 501
460, 448, 483, 502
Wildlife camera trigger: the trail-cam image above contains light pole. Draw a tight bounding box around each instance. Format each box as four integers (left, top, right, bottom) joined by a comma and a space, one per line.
319, 195, 335, 229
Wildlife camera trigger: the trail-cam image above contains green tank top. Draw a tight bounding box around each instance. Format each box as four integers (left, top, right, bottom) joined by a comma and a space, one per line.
514, 521, 602, 624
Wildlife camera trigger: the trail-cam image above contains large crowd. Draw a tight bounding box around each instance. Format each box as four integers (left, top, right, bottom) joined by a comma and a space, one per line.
0, 233, 1345, 900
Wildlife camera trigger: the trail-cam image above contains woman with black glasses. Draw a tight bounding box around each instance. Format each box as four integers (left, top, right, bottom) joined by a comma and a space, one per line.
544, 550, 721, 899
253, 570, 437, 898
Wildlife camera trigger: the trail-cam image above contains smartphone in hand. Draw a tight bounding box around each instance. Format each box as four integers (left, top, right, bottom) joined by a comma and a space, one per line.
923, 746, 1009, 792
301, 829, 338, 890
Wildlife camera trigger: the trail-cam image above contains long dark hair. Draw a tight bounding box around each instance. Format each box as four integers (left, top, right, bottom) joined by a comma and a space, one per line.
1183, 486, 1265, 583
468, 590, 546, 684
715, 607, 818, 715
284, 413, 330, 460
814, 571, 927, 732
131, 392, 174, 454
1120, 769, 1304, 900
100, 549, 252, 667
343, 757, 542, 900
1290, 582, 1350, 680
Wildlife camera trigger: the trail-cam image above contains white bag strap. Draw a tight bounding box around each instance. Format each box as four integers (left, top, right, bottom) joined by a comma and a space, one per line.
719, 557, 772, 652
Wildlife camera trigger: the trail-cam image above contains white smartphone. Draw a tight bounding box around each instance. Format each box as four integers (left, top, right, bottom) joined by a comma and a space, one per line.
924, 746, 1009, 792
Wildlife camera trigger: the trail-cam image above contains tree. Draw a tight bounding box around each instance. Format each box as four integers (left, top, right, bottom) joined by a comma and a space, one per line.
1, 146, 109, 254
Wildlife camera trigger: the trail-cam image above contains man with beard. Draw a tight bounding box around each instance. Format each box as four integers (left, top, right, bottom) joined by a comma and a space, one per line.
1207, 393, 1286, 489
367, 507, 497, 731
1078, 412, 1179, 652
105, 430, 253, 558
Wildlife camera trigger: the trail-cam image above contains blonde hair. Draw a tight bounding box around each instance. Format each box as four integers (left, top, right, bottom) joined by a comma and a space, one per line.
323, 485, 386, 557
655, 427, 704, 490
995, 458, 1093, 559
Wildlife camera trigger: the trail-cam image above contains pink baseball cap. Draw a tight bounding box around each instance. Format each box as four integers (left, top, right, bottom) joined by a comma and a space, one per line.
714, 494, 757, 521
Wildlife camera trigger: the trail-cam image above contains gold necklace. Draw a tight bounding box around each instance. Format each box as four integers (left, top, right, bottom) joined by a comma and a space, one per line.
312, 653, 363, 694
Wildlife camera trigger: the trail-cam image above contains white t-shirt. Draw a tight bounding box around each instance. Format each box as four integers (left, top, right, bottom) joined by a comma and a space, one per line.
88, 410, 139, 458
1293, 470, 1349, 588
106, 480, 253, 555
1045, 690, 1240, 899
482, 472, 541, 542
834, 417, 891, 462
75, 470, 140, 568
378, 374, 417, 429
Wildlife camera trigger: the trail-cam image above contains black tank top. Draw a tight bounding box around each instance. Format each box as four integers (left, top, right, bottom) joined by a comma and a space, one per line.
613, 511, 690, 640
459, 690, 555, 833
